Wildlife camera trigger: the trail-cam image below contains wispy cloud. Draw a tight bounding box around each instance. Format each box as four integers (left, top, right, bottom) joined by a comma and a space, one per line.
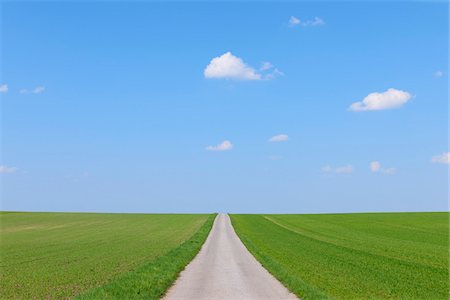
0, 84, 8, 93
289, 16, 325, 27
259, 61, 284, 79
260, 62, 274, 71
289, 16, 301, 26
264, 68, 284, 80
268, 134, 289, 142
370, 161, 396, 174
349, 88, 412, 111
322, 165, 354, 174
0, 165, 17, 173
20, 86, 45, 94
204, 52, 282, 81
206, 140, 233, 151
431, 152, 450, 165
434, 71, 444, 78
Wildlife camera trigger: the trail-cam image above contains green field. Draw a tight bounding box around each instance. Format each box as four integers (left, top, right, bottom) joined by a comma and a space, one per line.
231, 213, 449, 299
0, 212, 215, 299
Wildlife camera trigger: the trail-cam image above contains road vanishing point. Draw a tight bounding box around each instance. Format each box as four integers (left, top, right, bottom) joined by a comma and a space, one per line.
164, 213, 298, 300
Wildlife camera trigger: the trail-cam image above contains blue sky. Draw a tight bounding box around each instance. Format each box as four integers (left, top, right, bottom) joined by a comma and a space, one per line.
1, 1, 448, 213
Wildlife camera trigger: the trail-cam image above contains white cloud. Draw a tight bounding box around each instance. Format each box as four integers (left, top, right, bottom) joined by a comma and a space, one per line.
0, 84, 8, 93
265, 68, 284, 80
289, 16, 325, 27
20, 86, 45, 94
204, 52, 282, 81
268, 134, 289, 142
33, 86, 45, 94
206, 140, 233, 151
370, 161, 396, 174
289, 16, 300, 26
370, 161, 381, 172
322, 165, 354, 174
431, 152, 450, 165
204, 52, 261, 80
0, 165, 17, 173
349, 88, 412, 112
434, 71, 444, 78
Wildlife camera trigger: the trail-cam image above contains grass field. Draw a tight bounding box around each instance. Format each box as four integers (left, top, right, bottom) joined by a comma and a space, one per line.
231, 212, 449, 299
0, 212, 215, 299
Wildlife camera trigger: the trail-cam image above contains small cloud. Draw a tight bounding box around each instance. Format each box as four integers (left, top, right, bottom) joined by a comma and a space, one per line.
19, 86, 45, 94
370, 161, 381, 172
33, 86, 45, 94
268, 134, 289, 142
204, 52, 261, 80
434, 71, 444, 78
289, 16, 300, 26
0, 84, 8, 93
349, 88, 412, 112
260, 62, 274, 71
204, 52, 282, 81
305, 17, 325, 26
322, 165, 354, 174
289, 16, 325, 27
206, 140, 233, 151
370, 161, 396, 174
0, 165, 17, 173
259, 62, 283, 80
431, 152, 450, 165
264, 68, 284, 80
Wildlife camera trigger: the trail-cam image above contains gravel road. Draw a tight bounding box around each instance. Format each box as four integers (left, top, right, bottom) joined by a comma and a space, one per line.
163, 213, 297, 300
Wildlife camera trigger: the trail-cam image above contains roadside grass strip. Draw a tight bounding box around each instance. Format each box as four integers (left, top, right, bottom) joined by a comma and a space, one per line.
230, 213, 449, 299
78, 214, 215, 299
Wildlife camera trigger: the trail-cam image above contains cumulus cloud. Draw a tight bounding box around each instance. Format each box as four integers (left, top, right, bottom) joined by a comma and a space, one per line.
206, 140, 233, 151
204, 52, 282, 81
0, 84, 8, 93
370, 161, 396, 174
431, 152, 450, 165
322, 165, 354, 174
434, 71, 444, 78
349, 88, 412, 112
268, 134, 289, 142
0, 165, 17, 173
289, 16, 325, 27
20, 86, 45, 94
204, 52, 261, 80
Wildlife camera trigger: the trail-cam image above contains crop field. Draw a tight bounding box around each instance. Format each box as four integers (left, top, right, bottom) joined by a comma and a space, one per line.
231, 212, 449, 299
0, 212, 215, 299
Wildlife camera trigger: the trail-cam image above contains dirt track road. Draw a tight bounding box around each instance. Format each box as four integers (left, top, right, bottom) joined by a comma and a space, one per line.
163, 213, 297, 300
